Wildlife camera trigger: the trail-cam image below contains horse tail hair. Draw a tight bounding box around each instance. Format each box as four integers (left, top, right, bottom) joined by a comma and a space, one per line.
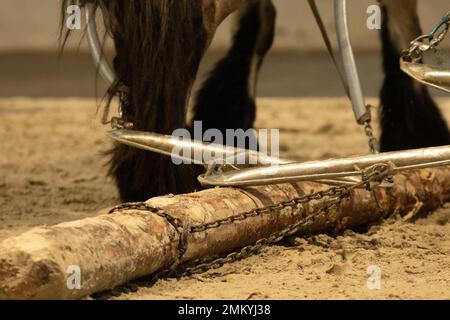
61, 0, 209, 201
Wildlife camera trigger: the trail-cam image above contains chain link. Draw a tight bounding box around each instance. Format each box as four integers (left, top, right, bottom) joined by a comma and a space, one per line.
402, 12, 450, 62
179, 163, 393, 276
108, 203, 189, 273
110, 91, 134, 130
364, 117, 379, 154
110, 162, 393, 279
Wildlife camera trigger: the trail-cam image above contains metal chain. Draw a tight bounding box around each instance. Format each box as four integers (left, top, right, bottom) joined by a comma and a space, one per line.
402, 11, 450, 62
110, 163, 393, 279
364, 116, 379, 154
179, 214, 317, 276
108, 203, 190, 273
178, 162, 393, 276
110, 91, 134, 130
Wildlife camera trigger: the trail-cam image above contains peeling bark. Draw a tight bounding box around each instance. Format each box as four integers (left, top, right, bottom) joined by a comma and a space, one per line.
1, 167, 450, 299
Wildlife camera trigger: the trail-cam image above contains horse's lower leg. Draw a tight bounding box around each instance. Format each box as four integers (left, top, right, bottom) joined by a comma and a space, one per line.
107, 0, 212, 201
379, 0, 450, 151
190, 0, 276, 145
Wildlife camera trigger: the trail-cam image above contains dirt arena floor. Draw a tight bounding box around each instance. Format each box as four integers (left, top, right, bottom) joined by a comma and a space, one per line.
1, 97, 450, 300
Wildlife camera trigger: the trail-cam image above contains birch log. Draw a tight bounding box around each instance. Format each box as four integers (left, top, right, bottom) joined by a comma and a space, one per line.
1, 167, 450, 300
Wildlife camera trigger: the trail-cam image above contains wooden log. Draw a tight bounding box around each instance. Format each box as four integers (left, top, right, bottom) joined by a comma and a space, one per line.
1, 167, 450, 300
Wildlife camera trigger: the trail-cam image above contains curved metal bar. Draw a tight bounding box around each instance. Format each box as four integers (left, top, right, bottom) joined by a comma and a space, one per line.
85, 3, 116, 86
401, 59, 450, 93
199, 145, 450, 187
334, 0, 370, 124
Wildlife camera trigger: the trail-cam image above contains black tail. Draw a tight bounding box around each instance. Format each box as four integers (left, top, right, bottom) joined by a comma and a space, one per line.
62, 0, 209, 201
379, 4, 450, 152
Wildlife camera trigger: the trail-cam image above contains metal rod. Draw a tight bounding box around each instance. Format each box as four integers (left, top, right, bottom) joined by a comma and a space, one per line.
85, 3, 116, 86
334, 0, 371, 124
199, 145, 450, 187
108, 130, 368, 186
401, 59, 450, 93
108, 129, 291, 168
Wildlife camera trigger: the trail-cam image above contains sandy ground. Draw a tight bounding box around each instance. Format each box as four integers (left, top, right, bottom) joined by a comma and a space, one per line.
1, 97, 450, 300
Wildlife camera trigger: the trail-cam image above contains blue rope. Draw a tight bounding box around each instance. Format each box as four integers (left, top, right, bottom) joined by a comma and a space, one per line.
429, 14, 450, 41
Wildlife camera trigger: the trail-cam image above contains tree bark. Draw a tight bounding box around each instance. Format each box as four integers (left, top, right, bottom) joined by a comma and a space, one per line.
1, 167, 450, 300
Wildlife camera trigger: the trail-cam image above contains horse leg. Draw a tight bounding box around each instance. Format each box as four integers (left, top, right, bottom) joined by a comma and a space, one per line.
190, 0, 276, 146
378, 0, 450, 151
104, 0, 221, 201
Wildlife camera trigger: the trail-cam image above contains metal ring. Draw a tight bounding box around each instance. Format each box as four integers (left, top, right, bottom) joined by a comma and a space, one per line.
85, 3, 116, 86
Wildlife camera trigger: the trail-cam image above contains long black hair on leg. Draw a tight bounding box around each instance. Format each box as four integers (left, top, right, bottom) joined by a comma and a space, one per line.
62, 0, 210, 201
379, 0, 450, 152
190, 0, 276, 146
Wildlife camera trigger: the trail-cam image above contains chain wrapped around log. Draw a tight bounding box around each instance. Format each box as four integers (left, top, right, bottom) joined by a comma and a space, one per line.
1, 165, 450, 299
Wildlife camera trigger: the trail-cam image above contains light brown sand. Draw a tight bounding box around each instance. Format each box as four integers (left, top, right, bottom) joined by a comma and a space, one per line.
0, 97, 449, 299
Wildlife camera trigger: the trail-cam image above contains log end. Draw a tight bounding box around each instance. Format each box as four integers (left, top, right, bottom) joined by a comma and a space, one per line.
0, 235, 66, 300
